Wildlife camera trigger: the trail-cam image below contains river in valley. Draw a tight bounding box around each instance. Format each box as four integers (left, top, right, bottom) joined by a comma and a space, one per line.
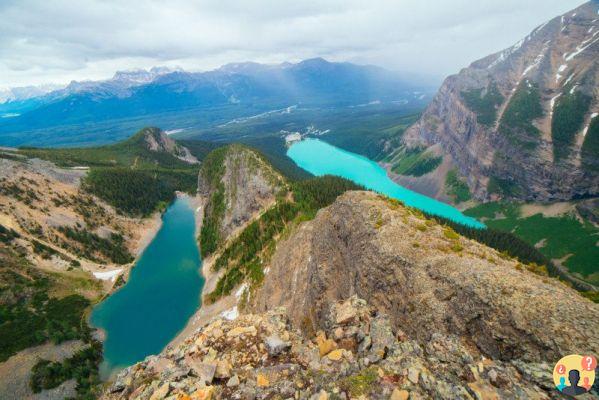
91, 196, 203, 377
287, 138, 484, 228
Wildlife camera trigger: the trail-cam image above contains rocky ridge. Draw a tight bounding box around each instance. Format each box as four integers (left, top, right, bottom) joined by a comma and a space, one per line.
198, 145, 286, 252
102, 296, 598, 399
250, 192, 599, 364
400, 1, 599, 201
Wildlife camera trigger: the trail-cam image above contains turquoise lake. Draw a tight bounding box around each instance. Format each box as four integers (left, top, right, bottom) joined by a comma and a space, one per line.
287, 139, 484, 228
91, 196, 203, 376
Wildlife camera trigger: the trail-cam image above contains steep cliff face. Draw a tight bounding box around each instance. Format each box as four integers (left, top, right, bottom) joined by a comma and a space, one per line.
198, 145, 286, 256
402, 1, 599, 201
251, 192, 599, 364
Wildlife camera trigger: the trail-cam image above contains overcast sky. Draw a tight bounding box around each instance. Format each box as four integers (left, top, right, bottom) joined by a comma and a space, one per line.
0, 0, 586, 88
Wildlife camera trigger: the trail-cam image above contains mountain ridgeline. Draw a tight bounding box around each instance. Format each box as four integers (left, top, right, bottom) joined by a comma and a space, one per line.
400, 1, 599, 202
0, 59, 432, 147
198, 144, 287, 257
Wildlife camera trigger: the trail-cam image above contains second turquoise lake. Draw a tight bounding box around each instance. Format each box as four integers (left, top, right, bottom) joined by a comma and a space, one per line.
287, 139, 484, 228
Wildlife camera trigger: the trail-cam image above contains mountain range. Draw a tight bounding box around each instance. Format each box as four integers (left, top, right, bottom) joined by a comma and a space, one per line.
0, 83, 64, 104
0, 59, 432, 147
392, 1, 599, 202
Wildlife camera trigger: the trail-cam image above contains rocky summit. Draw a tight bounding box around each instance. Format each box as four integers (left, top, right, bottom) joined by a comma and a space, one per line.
142, 128, 199, 164
401, 1, 599, 201
103, 296, 592, 400
198, 144, 286, 256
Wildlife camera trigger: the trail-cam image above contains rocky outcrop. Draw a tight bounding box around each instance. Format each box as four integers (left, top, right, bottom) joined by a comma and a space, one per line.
198, 145, 286, 252
401, 1, 599, 201
103, 296, 593, 399
142, 127, 199, 164
251, 191, 599, 364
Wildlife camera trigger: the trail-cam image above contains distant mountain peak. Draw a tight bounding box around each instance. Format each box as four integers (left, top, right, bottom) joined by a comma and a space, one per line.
298, 57, 330, 65
0, 83, 64, 104
112, 66, 181, 83
218, 61, 267, 74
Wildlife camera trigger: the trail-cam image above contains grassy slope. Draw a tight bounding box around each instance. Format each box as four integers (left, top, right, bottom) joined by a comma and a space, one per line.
445, 169, 471, 203
581, 115, 599, 173
389, 146, 442, 177
464, 202, 599, 284
551, 87, 592, 163
498, 80, 543, 150
20, 127, 192, 168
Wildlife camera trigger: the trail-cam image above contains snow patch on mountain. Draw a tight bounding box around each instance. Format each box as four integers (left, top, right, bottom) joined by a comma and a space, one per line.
0, 84, 64, 104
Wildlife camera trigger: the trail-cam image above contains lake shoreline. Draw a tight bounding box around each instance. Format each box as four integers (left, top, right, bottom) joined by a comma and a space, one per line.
166, 193, 237, 349
167, 197, 279, 349
106, 192, 197, 293
287, 138, 484, 228
91, 195, 204, 377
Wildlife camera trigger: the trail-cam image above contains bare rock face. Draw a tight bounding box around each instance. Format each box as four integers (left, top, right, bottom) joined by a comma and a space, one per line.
402, 2, 599, 201
198, 145, 285, 249
251, 191, 599, 364
142, 127, 199, 164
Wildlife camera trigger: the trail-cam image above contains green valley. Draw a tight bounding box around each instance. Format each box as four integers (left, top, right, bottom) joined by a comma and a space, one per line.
465, 201, 599, 287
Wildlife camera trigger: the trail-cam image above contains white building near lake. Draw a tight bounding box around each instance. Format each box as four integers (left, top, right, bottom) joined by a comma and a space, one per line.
284, 132, 302, 145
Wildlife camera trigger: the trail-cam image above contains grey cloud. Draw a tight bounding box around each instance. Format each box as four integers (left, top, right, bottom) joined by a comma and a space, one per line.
0, 0, 585, 87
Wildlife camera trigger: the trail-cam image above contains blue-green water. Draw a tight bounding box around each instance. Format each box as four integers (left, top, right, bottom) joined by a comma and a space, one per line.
287, 139, 484, 228
91, 196, 203, 376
